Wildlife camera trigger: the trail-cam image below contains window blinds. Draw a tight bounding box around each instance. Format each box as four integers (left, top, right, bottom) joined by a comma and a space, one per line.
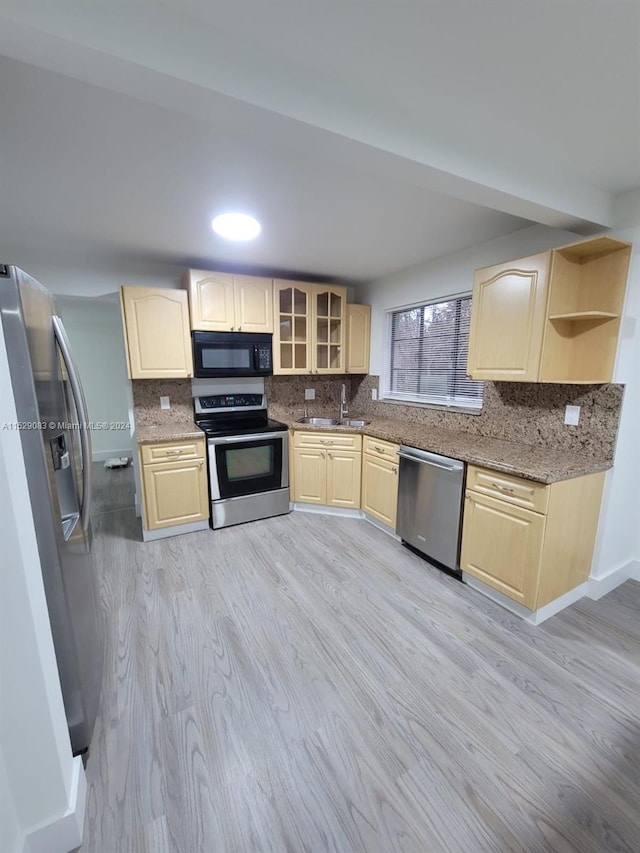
389, 296, 483, 408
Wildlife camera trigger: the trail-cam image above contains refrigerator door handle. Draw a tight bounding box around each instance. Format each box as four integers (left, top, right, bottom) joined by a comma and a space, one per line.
52, 315, 93, 531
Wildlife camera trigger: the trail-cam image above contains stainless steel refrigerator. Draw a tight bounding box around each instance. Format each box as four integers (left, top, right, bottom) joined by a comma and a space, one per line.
0, 265, 103, 756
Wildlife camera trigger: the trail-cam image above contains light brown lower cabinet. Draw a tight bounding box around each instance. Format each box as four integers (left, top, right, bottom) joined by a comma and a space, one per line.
460, 464, 605, 610
139, 438, 209, 530
292, 432, 362, 508
361, 436, 400, 528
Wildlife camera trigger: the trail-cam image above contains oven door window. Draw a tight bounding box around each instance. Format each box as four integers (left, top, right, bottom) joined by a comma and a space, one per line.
215, 438, 283, 498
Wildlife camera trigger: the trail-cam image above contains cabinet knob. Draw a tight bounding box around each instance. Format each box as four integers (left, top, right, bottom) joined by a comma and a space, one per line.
328, 452, 333, 459
392, 466, 397, 475
321, 451, 325, 458
238, 326, 242, 331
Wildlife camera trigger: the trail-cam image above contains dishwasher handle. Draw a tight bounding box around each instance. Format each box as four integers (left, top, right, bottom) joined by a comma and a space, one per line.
398, 446, 464, 472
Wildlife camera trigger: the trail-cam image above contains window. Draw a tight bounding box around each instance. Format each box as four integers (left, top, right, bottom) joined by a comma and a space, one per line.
387, 295, 483, 409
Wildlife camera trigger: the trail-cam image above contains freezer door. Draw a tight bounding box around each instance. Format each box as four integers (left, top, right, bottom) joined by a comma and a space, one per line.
0, 268, 103, 755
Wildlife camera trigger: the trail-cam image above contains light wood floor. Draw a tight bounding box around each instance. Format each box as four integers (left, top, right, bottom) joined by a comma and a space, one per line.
82, 465, 640, 852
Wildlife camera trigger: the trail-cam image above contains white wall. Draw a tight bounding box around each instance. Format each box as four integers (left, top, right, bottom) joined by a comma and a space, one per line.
0, 246, 184, 297
56, 294, 132, 460
0, 321, 85, 853
591, 224, 640, 581
356, 222, 640, 584
358, 224, 580, 378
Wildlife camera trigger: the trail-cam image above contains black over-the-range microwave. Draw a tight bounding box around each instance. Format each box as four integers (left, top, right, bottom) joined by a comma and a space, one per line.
192, 331, 273, 378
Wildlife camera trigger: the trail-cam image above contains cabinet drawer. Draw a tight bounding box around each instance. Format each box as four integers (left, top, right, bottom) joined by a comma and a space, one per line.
293, 431, 362, 451
140, 438, 205, 465
467, 464, 549, 514
363, 435, 399, 462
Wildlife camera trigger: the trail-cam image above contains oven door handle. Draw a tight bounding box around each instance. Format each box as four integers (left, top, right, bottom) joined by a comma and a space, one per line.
208, 431, 287, 445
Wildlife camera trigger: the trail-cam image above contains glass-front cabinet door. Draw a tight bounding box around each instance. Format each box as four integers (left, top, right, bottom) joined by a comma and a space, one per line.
274, 280, 313, 374
314, 286, 345, 374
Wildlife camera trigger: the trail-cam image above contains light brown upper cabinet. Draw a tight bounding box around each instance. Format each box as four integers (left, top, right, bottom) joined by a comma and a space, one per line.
273, 281, 347, 374
120, 286, 192, 379
467, 236, 631, 383
346, 303, 371, 374
183, 269, 274, 333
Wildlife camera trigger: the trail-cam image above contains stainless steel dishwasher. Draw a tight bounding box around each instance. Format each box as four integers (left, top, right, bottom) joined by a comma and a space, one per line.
396, 446, 465, 576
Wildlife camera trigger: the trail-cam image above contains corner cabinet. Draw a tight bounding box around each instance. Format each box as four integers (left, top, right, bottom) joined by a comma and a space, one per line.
467, 236, 631, 383
120, 286, 192, 379
274, 281, 346, 374
460, 464, 605, 610
139, 438, 209, 532
183, 269, 273, 333
292, 431, 362, 508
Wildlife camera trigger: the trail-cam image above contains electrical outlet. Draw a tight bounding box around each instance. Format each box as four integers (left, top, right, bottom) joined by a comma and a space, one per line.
371, 388, 378, 401
160, 396, 171, 410
304, 388, 315, 400
564, 404, 580, 426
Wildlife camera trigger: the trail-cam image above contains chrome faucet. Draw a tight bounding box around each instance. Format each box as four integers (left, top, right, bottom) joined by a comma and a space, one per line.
339, 383, 348, 419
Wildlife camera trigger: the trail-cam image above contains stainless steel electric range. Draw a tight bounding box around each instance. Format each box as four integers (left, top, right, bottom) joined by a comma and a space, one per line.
192, 379, 290, 529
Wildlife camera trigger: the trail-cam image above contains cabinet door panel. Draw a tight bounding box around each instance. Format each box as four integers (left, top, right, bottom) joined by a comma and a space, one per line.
461, 491, 545, 609
327, 450, 361, 508
467, 253, 549, 381
362, 454, 398, 528
234, 276, 273, 333
274, 281, 313, 374
293, 448, 326, 503
142, 458, 209, 529
188, 271, 235, 331
314, 286, 346, 374
346, 304, 371, 374
121, 286, 192, 379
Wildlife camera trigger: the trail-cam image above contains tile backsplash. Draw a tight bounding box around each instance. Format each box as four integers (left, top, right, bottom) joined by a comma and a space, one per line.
132, 379, 194, 426
132, 374, 624, 464
269, 374, 624, 463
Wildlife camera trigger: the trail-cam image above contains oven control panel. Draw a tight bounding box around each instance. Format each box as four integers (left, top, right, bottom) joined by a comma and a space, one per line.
199, 393, 264, 410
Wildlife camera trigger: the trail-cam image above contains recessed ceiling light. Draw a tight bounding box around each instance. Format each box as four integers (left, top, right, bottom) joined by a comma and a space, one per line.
212, 212, 261, 241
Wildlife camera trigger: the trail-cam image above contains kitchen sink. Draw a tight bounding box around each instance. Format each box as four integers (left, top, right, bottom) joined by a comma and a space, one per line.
296, 417, 342, 426
295, 417, 371, 427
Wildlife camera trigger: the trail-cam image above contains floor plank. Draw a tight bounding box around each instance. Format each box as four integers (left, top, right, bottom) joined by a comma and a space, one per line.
81, 470, 640, 852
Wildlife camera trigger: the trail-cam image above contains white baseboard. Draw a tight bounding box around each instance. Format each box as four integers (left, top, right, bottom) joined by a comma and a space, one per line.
142, 519, 210, 542
24, 756, 86, 853
462, 574, 591, 626
290, 502, 362, 519
92, 448, 132, 463
587, 559, 640, 600
363, 512, 401, 541
289, 503, 400, 540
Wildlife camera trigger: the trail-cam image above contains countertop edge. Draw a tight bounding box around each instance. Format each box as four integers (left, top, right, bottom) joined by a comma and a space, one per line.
283, 419, 612, 485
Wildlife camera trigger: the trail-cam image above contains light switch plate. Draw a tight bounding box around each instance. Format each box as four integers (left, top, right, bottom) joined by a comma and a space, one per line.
160, 395, 171, 410
372, 389, 378, 401
304, 388, 315, 400
564, 404, 580, 425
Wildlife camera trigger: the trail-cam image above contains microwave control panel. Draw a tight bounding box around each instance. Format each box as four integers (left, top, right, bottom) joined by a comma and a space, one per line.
257, 346, 272, 369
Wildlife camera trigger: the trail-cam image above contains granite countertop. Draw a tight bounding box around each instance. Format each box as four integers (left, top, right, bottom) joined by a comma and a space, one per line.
136, 420, 204, 444
271, 407, 611, 485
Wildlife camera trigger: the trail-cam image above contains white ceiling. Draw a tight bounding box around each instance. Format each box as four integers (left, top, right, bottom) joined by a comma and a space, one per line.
0, 0, 638, 283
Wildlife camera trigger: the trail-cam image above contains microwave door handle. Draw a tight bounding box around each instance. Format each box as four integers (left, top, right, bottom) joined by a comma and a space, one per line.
253, 345, 260, 371
52, 315, 93, 532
